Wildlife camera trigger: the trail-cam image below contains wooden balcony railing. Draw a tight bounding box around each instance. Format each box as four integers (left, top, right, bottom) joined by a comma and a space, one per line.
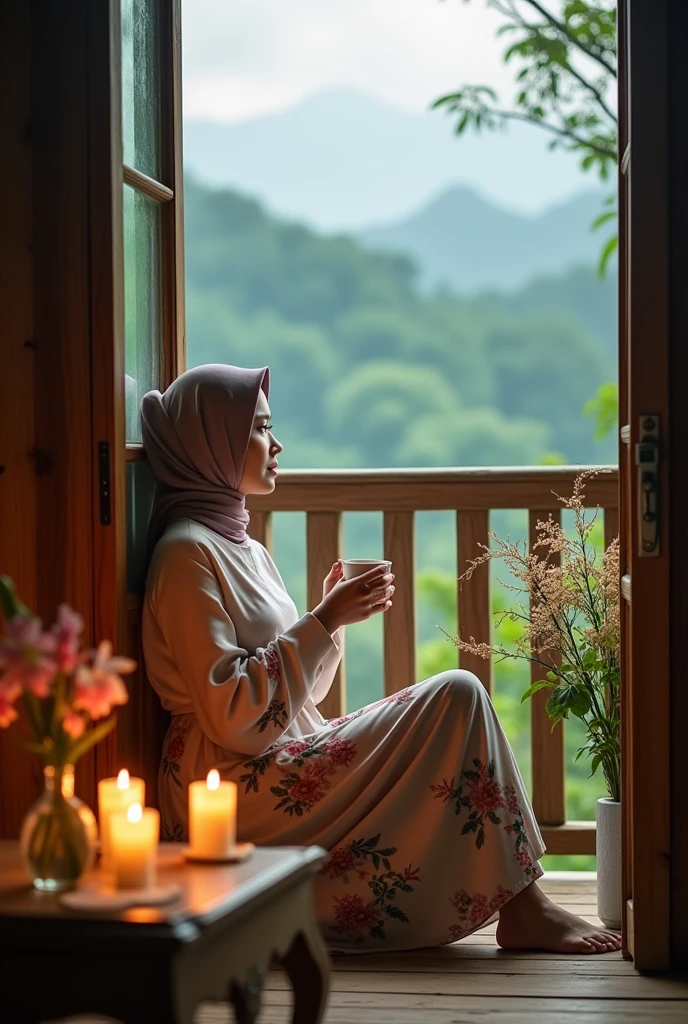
248, 465, 619, 857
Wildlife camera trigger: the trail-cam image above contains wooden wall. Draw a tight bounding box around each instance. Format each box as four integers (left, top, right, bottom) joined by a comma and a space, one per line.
0, 3, 39, 834
0, 0, 98, 835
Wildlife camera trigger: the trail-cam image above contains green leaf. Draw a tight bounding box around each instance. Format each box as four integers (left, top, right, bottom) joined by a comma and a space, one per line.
598, 234, 618, 278
545, 682, 591, 723
19, 740, 51, 756
520, 679, 554, 704
66, 715, 117, 765
592, 209, 616, 231
0, 576, 30, 619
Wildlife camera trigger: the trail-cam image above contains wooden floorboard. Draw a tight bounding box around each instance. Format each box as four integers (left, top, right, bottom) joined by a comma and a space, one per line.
195, 876, 688, 1024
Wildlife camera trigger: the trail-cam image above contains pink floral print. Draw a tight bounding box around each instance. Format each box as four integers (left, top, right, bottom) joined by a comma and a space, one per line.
448, 884, 516, 940
161, 713, 195, 789
430, 757, 540, 879
239, 735, 358, 815
323, 834, 422, 943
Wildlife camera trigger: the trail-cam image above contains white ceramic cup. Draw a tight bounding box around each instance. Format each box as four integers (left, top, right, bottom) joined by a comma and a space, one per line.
341, 559, 392, 581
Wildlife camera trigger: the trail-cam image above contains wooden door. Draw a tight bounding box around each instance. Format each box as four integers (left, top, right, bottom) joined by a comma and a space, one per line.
618, 0, 672, 971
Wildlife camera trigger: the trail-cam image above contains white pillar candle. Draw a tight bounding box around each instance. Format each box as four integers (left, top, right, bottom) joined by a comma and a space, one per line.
97, 769, 145, 872
109, 803, 160, 890
188, 769, 237, 859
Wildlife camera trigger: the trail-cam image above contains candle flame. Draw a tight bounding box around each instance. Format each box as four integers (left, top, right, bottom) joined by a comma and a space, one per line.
127, 802, 143, 823
117, 768, 130, 790
207, 769, 220, 791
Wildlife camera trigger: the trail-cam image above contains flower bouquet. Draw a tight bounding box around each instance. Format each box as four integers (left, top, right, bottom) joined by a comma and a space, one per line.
0, 575, 135, 889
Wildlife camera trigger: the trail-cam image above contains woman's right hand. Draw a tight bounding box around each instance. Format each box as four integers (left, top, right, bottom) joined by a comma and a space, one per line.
312, 565, 395, 634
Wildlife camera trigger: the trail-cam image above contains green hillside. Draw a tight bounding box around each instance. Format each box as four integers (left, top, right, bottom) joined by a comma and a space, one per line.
185, 177, 617, 470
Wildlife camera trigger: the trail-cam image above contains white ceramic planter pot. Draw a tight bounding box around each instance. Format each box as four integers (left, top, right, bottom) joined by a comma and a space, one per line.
596, 797, 622, 929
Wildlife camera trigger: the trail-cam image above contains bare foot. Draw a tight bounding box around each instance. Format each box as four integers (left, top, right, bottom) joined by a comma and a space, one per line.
496, 881, 622, 954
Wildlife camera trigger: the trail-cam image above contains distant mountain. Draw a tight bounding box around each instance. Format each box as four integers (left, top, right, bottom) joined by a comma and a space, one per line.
183, 88, 589, 232
357, 186, 610, 293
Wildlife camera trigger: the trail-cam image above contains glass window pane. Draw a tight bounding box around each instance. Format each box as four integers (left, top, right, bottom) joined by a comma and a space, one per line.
121, 0, 160, 178
124, 184, 163, 442
126, 461, 158, 594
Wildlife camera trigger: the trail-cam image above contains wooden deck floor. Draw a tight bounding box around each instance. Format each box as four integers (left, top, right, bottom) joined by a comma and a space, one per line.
199, 876, 688, 1024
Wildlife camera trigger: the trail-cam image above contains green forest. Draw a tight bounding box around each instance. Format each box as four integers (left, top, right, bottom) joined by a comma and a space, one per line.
183, 176, 618, 868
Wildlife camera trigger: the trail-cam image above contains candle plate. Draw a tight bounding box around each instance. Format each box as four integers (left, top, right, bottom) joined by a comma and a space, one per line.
182, 841, 254, 864
60, 883, 182, 912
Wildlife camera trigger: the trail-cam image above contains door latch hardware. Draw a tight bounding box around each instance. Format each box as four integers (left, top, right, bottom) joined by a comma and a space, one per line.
635, 416, 660, 557
98, 441, 112, 526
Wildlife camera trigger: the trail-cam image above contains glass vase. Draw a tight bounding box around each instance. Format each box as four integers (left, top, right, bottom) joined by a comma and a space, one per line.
19, 764, 98, 891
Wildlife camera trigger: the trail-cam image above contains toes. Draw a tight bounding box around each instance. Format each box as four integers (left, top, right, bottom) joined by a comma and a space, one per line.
573, 937, 599, 953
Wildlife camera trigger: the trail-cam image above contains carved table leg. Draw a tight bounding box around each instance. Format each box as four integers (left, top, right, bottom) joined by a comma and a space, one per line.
282, 924, 331, 1024
228, 964, 265, 1024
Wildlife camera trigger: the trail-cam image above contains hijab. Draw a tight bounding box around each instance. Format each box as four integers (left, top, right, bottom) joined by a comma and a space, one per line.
140, 363, 270, 553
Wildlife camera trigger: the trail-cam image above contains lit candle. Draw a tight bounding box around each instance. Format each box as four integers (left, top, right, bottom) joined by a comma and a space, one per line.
109, 802, 160, 890
188, 769, 237, 859
97, 769, 145, 871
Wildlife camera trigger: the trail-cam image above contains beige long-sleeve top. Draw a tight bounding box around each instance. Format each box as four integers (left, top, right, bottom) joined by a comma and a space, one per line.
142, 518, 342, 761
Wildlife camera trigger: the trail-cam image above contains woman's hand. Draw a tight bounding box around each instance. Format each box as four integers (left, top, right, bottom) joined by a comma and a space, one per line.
313, 564, 395, 635
322, 560, 343, 599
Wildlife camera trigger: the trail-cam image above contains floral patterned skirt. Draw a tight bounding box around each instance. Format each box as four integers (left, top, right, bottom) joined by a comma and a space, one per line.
159, 670, 545, 952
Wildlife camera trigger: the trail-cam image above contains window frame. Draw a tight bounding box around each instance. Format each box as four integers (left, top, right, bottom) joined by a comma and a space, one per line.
89, 0, 185, 786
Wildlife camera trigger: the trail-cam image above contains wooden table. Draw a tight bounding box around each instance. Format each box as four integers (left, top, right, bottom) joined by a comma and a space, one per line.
0, 840, 330, 1024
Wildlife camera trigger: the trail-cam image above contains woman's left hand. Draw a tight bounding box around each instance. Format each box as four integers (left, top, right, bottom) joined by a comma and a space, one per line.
322, 560, 344, 599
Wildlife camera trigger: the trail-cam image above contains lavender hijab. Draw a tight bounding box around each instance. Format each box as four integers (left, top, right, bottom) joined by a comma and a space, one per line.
141, 363, 270, 553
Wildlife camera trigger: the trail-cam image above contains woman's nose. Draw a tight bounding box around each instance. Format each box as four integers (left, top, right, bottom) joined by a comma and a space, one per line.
270, 436, 283, 454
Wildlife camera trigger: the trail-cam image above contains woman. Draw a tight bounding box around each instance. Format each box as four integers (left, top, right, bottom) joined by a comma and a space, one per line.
141, 363, 621, 955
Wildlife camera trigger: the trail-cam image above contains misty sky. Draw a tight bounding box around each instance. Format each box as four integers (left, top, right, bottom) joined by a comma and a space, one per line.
181, 0, 513, 123
178, 2, 608, 221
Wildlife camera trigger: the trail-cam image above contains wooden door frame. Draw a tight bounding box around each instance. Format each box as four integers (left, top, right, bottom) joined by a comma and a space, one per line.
621, 0, 688, 971
667, 0, 688, 968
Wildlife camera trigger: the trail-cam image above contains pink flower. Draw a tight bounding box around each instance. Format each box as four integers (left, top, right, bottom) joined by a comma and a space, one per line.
72, 640, 133, 720
0, 681, 21, 729
503, 784, 520, 816
332, 893, 380, 934
516, 846, 533, 870
51, 603, 83, 672
467, 765, 504, 815
468, 893, 490, 925
290, 771, 328, 806
321, 845, 358, 879
321, 737, 356, 767
384, 688, 414, 705
164, 714, 195, 762
62, 710, 86, 739
0, 615, 57, 697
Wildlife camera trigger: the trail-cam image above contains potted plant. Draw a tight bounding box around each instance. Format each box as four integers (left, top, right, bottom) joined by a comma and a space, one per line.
451, 472, 621, 927
0, 576, 135, 890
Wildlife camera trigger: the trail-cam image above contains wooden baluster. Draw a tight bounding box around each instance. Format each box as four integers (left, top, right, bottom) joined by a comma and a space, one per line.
383, 511, 416, 695
457, 510, 491, 693
306, 511, 345, 719
249, 511, 273, 552
604, 505, 619, 551
529, 508, 566, 827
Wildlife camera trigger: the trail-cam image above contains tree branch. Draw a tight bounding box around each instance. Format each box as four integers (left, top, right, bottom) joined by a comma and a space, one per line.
519, 0, 617, 78
488, 0, 617, 123
555, 56, 617, 125
459, 105, 617, 160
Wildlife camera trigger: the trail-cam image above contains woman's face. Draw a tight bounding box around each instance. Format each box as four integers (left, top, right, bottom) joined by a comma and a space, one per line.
239, 390, 283, 495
